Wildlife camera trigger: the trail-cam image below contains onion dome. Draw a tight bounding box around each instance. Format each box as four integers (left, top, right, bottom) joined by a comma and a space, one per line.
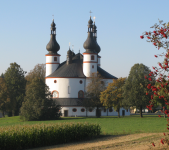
67, 48, 72, 55
92, 22, 101, 54
83, 17, 97, 53
46, 19, 60, 54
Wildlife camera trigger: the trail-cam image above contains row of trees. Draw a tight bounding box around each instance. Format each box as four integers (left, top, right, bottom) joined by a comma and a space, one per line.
84, 63, 157, 118
0, 63, 60, 120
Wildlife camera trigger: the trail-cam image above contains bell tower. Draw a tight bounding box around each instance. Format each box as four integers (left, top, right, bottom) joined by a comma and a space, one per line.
46, 19, 60, 77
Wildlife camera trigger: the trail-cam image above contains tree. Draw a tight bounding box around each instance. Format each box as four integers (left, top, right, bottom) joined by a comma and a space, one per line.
0, 73, 4, 78
122, 63, 155, 118
20, 78, 61, 121
82, 72, 106, 118
4, 62, 27, 116
0, 78, 10, 117
25, 64, 46, 87
100, 77, 126, 118
140, 19, 169, 146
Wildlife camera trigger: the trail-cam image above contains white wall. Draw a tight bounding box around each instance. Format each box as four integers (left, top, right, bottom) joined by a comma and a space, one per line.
46, 78, 85, 98
60, 106, 130, 117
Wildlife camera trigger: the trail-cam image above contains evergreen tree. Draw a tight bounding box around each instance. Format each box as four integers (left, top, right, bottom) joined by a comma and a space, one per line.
82, 72, 106, 118
0, 73, 4, 78
122, 63, 155, 117
100, 77, 126, 118
20, 78, 61, 121
4, 62, 27, 116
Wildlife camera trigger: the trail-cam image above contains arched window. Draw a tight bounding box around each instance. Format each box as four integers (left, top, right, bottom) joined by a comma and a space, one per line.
81, 108, 85, 112
72, 108, 77, 112
104, 108, 106, 112
91, 55, 94, 60
92, 65, 94, 68
78, 90, 84, 98
52, 91, 59, 98
79, 80, 83, 84
54, 80, 57, 83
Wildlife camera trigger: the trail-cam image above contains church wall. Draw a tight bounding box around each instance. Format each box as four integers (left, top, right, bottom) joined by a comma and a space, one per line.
46, 78, 85, 98
83, 63, 97, 77
98, 58, 100, 66
83, 54, 97, 62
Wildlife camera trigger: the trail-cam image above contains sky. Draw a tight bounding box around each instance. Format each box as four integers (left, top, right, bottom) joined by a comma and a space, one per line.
0, 0, 169, 78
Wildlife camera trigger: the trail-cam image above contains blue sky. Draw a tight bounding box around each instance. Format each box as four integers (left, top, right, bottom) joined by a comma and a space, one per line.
0, 0, 169, 78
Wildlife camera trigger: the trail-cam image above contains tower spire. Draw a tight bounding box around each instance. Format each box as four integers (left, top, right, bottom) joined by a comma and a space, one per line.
46, 19, 60, 54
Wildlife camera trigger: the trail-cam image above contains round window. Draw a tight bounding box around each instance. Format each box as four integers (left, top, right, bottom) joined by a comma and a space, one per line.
109, 108, 113, 112
72, 108, 77, 112
79, 80, 83, 84
89, 108, 93, 112
81, 108, 85, 112
54, 80, 57, 83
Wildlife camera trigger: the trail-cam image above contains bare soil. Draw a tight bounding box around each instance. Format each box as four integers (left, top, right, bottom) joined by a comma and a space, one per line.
28, 133, 169, 150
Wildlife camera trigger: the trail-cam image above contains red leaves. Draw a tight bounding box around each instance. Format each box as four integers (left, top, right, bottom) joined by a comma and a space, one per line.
152, 143, 155, 147
158, 115, 161, 117
153, 43, 156, 46
146, 92, 148, 95
161, 84, 164, 88
161, 139, 164, 144
151, 95, 153, 99
147, 36, 151, 39
145, 76, 147, 79
163, 133, 166, 136
165, 83, 168, 85
154, 55, 158, 58
140, 35, 144, 39
152, 88, 157, 91
148, 78, 152, 81
167, 127, 169, 130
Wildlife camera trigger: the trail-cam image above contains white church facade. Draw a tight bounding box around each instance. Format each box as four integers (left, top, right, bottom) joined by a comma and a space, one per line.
45, 16, 130, 117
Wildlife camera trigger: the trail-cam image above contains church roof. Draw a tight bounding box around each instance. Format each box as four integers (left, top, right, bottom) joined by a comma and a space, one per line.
53, 98, 84, 106
46, 53, 118, 79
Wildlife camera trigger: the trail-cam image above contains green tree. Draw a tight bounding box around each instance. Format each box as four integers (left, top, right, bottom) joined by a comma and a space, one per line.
100, 77, 126, 118
0, 78, 10, 117
122, 63, 155, 118
20, 78, 61, 121
0, 73, 4, 78
4, 62, 27, 116
82, 72, 106, 118
25, 64, 46, 87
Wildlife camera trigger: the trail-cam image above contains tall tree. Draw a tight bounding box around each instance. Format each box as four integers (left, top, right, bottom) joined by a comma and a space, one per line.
0, 73, 4, 78
100, 77, 126, 118
20, 78, 60, 121
122, 63, 155, 118
25, 64, 46, 87
82, 72, 106, 118
0, 78, 10, 117
4, 62, 27, 116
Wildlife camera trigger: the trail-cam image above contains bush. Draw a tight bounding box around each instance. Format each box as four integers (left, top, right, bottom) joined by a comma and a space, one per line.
0, 122, 101, 150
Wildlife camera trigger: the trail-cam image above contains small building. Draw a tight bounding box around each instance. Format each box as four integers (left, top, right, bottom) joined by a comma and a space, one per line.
45, 16, 130, 117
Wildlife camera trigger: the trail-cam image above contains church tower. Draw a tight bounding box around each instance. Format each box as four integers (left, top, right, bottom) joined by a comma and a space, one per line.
83, 16, 97, 77
92, 18, 101, 66
46, 19, 60, 77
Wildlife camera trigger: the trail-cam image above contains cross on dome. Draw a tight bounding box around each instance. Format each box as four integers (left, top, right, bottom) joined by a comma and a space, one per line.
89, 10, 92, 16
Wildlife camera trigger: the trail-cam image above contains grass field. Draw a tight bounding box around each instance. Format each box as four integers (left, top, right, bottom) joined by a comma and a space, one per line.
0, 115, 168, 135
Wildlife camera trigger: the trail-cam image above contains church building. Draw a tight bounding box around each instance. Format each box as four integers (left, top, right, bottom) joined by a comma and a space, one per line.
45, 16, 130, 117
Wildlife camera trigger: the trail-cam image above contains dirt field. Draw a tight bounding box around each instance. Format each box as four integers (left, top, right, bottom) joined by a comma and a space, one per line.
28, 133, 169, 150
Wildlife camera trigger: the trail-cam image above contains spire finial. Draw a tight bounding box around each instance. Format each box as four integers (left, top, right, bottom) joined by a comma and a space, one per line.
72, 45, 74, 51
89, 10, 92, 17
79, 49, 80, 53
93, 16, 96, 23
52, 15, 54, 21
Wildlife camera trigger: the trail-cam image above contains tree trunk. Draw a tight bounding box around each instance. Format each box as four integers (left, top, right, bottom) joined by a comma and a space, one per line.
118, 108, 120, 118
163, 106, 166, 118
12, 110, 15, 116
140, 106, 143, 118
96, 106, 100, 118
2, 111, 5, 117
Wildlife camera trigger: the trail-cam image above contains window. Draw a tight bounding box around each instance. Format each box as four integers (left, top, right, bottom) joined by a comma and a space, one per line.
54, 80, 57, 83
79, 80, 83, 84
91, 55, 94, 60
109, 108, 113, 112
89, 108, 93, 112
104, 108, 106, 112
52, 91, 59, 98
72, 108, 77, 112
81, 108, 85, 112
126, 109, 128, 112
54, 57, 57, 61
78, 90, 84, 98
92, 65, 94, 68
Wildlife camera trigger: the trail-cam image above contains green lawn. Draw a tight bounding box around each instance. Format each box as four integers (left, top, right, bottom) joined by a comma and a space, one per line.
0, 115, 168, 135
